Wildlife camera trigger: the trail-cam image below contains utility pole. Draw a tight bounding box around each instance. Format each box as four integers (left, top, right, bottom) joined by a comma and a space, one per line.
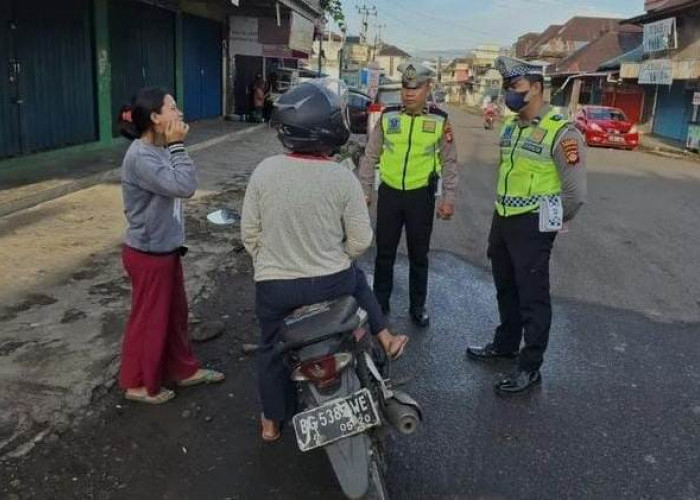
373, 22, 386, 62
317, 20, 325, 76
357, 2, 377, 46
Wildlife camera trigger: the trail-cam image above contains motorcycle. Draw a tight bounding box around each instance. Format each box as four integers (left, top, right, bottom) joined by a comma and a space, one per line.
207, 209, 423, 500
483, 109, 496, 130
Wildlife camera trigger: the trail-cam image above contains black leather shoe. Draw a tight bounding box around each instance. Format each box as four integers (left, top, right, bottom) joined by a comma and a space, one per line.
409, 309, 430, 327
466, 343, 518, 362
494, 369, 541, 395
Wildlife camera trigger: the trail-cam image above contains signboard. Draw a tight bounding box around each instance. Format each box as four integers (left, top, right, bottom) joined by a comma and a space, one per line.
289, 12, 314, 54
229, 16, 262, 56
643, 17, 677, 53
693, 91, 700, 107
340, 69, 360, 89
638, 59, 673, 85
686, 124, 700, 151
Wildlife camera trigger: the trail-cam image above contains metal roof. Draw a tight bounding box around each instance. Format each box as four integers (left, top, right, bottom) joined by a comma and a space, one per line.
598, 45, 644, 71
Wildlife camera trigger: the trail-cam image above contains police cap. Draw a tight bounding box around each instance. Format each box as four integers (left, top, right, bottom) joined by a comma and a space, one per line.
495, 56, 544, 83
398, 62, 435, 89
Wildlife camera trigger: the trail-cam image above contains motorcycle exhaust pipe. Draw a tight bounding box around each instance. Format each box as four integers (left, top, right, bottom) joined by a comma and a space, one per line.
383, 399, 420, 435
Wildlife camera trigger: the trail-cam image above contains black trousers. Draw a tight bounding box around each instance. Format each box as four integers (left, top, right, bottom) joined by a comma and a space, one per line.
488, 212, 556, 372
374, 184, 435, 312
255, 265, 386, 422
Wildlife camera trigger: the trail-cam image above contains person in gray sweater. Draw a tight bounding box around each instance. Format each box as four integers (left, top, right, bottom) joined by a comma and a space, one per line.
242, 81, 408, 442
118, 88, 224, 405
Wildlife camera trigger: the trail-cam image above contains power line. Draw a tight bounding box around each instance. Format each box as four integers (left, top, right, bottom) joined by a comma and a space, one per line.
380, 0, 503, 42
379, 7, 491, 48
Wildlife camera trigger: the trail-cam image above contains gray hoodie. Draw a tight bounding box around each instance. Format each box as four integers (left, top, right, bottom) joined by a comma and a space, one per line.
121, 140, 197, 253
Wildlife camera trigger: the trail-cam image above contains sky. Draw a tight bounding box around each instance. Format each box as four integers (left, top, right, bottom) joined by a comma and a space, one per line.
334, 0, 645, 54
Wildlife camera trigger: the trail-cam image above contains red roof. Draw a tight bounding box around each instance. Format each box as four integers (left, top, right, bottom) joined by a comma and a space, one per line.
526, 17, 628, 60
526, 25, 563, 58
549, 27, 643, 76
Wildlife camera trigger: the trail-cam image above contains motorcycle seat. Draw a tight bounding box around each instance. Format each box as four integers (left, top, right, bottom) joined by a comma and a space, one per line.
282, 296, 360, 345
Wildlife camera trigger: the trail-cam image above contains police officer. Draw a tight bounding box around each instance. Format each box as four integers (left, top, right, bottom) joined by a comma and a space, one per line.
466, 57, 587, 394
359, 62, 458, 327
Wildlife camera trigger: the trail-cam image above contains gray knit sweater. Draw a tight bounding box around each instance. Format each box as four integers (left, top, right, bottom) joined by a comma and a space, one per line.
121, 140, 197, 253
242, 154, 373, 282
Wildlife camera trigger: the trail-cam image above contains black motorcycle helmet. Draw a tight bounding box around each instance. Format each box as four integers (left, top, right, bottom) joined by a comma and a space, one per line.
270, 79, 351, 154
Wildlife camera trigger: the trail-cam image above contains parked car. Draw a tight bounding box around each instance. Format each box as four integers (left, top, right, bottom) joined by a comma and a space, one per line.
574, 106, 639, 150
375, 83, 402, 109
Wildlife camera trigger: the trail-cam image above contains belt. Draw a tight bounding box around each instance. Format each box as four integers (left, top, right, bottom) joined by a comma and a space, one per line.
496, 194, 560, 208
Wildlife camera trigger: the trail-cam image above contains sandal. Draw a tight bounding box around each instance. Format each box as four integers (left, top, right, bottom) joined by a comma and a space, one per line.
176, 369, 225, 387
261, 415, 281, 443
125, 388, 175, 405
379, 333, 409, 361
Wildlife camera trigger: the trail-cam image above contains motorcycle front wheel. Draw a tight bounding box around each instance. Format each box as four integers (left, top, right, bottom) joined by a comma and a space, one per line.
364, 445, 389, 500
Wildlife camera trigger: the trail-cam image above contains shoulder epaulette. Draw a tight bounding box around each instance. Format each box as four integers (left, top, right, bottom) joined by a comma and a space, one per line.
427, 106, 448, 118
382, 105, 401, 115
549, 113, 564, 122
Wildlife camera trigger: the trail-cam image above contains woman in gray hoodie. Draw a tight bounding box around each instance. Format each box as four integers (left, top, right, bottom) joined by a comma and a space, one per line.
118, 88, 224, 405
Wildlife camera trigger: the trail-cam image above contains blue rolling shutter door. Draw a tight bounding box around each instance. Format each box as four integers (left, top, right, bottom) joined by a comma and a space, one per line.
183, 14, 222, 121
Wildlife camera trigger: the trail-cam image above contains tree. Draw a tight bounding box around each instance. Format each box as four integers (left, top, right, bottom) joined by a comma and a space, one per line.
320, 0, 345, 31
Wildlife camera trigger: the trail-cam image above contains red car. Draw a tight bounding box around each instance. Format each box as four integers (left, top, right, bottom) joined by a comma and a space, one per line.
574, 106, 639, 150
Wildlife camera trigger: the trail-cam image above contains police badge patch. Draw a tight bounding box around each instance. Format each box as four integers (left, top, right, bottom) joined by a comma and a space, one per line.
522, 142, 543, 154
422, 120, 437, 133
529, 127, 548, 144
560, 138, 580, 165
387, 116, 402, 134
500, 126, 515, 147
404, 64, 417, 85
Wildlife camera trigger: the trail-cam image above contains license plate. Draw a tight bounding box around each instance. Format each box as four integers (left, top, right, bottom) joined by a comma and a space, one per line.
610, 134, 624, 143
293, 388, 380, 452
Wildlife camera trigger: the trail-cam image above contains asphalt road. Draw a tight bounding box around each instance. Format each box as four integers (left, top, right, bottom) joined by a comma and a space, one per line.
2, 108, 700, 500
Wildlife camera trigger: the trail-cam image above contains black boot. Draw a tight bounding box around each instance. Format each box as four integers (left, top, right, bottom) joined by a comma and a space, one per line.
494, 369, 541, 395
466, 343, 518, 362
409, 308, 430, 327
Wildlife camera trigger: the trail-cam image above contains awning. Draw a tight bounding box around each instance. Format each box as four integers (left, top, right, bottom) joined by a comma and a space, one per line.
277, 0, 322, 19
599, 45, 645, 71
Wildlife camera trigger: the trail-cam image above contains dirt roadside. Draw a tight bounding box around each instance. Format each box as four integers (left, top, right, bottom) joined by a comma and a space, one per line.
0, 128, 283, 460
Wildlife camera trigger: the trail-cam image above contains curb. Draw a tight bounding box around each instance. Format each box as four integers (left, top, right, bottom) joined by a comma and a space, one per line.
0, 124, 266, 219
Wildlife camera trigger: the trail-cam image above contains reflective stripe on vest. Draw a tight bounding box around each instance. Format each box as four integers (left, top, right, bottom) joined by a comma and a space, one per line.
379, 110, 445, 191
496, 110, 567, 217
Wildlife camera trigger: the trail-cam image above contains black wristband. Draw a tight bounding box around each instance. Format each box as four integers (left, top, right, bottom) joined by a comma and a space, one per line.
168, 142, 185, 154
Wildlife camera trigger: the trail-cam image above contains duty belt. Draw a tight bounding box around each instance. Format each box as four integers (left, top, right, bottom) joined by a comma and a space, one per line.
496, 194, 560, 208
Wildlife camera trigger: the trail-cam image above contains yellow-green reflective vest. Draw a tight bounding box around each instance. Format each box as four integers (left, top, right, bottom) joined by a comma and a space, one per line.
496, 109, 567, 217
379, 107, 446, 191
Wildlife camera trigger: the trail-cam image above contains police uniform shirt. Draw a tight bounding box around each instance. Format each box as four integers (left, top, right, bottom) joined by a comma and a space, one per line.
513, 104, 588, 222
359, 107, 459, 203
